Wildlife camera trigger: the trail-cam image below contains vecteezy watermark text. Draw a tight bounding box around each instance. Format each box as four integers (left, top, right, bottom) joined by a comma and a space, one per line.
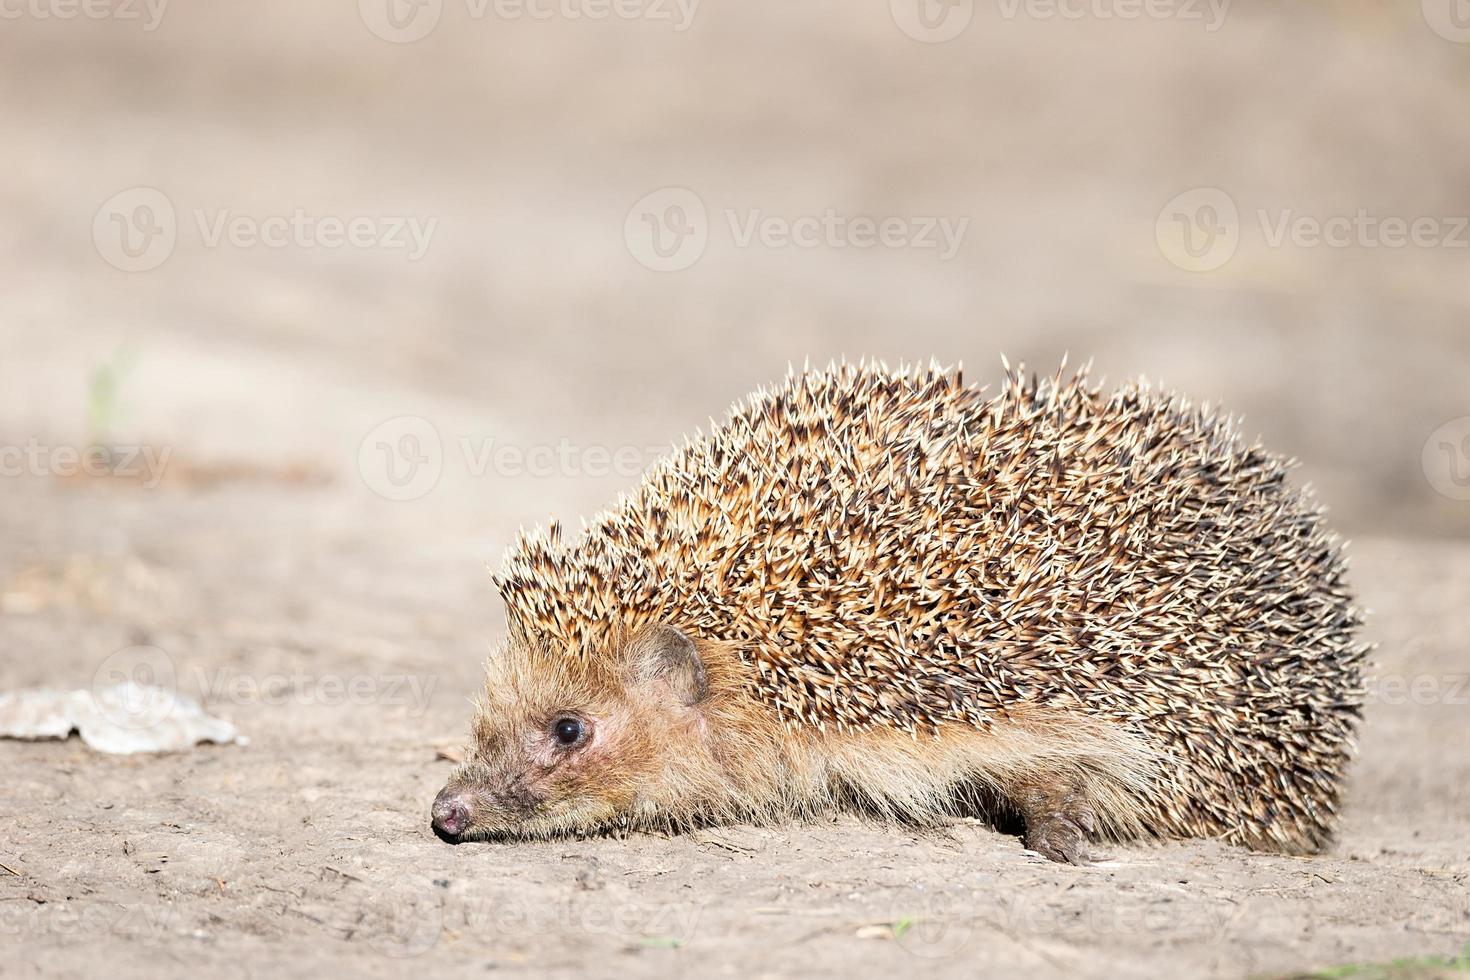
194, 209, 436, 259
1258, 210, 1470, 250
624, 187, 969, 272
357, 885, 706, 958
0, 903, 178, 945
358, 416, 673, 501
93, 645, 440, 729
1157, 187, 1470, 272
192, 667, 438, 715
995, 0, 1229, 29
1365, 673, 1469, 707
0, 0, 167, 30
0, 440, 171, 487
93, 187, 438, 272
358, 0, 699, 43
890, 0, 1229, 42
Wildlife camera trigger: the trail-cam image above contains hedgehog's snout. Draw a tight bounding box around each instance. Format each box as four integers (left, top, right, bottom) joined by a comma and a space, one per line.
431, 787, 473, 841
432, 762, 551, 841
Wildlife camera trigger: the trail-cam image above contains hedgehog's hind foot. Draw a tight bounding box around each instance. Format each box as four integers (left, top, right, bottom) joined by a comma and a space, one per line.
1023, 803, 1095, 864
1014, 775, 1097, 865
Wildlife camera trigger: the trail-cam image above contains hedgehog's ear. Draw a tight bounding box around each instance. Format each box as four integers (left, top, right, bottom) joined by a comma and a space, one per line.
628, 624, 708, 707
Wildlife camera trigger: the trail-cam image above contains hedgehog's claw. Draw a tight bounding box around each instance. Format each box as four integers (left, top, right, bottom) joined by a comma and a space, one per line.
1016, 778, 1096, 865
1024, 809, 1094, 865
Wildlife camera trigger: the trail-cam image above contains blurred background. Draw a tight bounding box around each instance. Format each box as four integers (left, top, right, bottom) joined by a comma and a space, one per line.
3, 0, 1469, 743
3, 3, 1469, 975
4, 0, 1469, 551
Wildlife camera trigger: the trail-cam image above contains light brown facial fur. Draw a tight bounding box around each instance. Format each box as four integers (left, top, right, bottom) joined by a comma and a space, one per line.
432, 625, 733, 841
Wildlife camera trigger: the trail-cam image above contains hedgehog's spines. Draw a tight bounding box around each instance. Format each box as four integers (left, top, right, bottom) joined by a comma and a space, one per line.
493, 360, 1365, 852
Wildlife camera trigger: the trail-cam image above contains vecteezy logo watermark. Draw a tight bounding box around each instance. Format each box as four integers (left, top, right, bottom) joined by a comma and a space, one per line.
0, 0, 168, 30
357, 417, 671, 502
624, 187, 970, 272
891, 886, 976, 958
1156, 187, 1240, 272
359, 0, 698, 42
624, 187, 709, 272
93, 187, 177, 273
0, 440, 172, 487
359, 0, 444, 42
1157, 187, 1470, 271
1423, 0, 1470, 42
360, 889, 447, 958
92, 187, 438, 272
1424, 417, 1470, 501
359, 416, 445, 502
93, 645, 179, 730
890, 0, 975, 42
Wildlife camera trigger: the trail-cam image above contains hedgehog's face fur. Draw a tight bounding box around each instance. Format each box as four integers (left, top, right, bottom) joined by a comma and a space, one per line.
432, 624, 715, 842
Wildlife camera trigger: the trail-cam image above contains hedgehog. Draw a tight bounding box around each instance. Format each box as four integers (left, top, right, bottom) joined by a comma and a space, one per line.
431, 360, 1366, 863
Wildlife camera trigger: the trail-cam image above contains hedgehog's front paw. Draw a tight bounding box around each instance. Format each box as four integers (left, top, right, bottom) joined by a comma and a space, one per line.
1023, 805, 1095, 864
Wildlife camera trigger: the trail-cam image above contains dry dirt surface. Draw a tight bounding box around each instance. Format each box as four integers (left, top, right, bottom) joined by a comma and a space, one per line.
1, 486, 1468, 980
3, 1, 1470, 978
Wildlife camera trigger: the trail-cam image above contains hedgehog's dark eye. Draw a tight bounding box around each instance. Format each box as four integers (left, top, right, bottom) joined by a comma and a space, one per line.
552, 717, 584, 747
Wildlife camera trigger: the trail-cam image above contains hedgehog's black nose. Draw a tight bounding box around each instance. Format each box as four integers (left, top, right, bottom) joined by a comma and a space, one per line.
431, 790, 471, 841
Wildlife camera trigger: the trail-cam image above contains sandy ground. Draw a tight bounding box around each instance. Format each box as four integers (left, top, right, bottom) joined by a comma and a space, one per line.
3, 1, 1470, 977
1, 482, 1467, 979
